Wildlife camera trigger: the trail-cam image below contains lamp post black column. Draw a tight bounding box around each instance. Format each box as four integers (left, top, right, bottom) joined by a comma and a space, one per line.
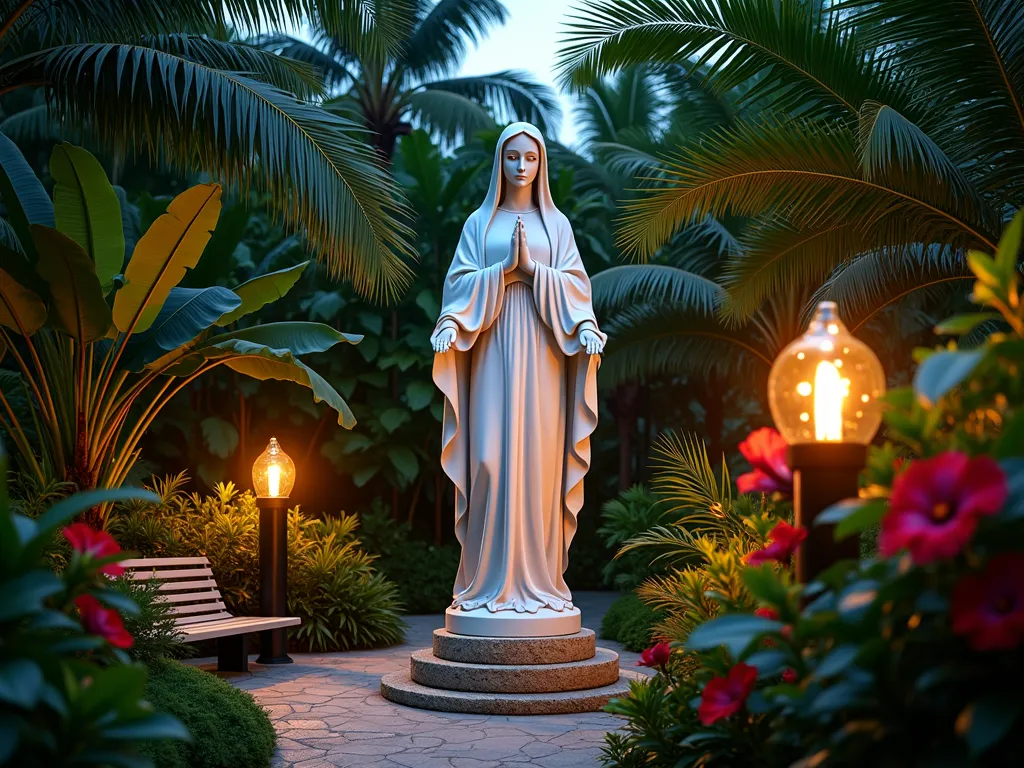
256, 496, 292, 664
788, 443, 866, 584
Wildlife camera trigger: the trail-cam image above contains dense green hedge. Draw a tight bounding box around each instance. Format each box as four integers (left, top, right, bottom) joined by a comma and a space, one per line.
141, 661, 276, 768
600, 592, 662, 652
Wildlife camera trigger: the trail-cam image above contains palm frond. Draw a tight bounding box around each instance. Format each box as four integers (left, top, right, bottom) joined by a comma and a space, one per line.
833, 0, 1024, 197
255, 34, 356, 90
0, 103, 70, 144
557, 0, 910, 121
576, 65, 663, 144
144, 33, 326, 99
402, 88, 495, 144
11, 43, 415, 300
651, 431, 732, 518
599, 303, 773, 386
815, 244, 971, 332
401, 0, 507, 79
617, 118, 1000, 264
592, 264, 724, 314
418, 71, 562, 137
591, 139, 668, 180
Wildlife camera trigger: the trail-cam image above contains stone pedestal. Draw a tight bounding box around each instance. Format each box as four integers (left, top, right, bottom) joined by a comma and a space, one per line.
380, 628, 644, 715
444, 605, 581, 637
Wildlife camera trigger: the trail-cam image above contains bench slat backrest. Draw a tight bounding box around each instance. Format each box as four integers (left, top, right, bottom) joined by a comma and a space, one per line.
120, 557, 231, 626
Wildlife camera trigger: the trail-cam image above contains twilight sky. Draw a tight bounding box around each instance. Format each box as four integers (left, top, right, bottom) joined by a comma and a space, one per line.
457, 0, 581, 147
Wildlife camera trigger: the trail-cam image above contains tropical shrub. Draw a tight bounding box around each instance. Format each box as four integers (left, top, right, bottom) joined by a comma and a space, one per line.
114, 577, 192, 667
358, 502, 461, 613
599, 484, 665, 590
0, 447, 189, 766
140, 660, 275, 768
600, 592, 662, 653
603, 213, 1024, 766
0, 141, 361, 522
111, 476, 406, 651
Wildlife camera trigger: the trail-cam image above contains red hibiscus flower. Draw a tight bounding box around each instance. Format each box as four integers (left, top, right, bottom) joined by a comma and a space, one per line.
879, 452, 1007, 564
754, 607, 779, 620
951, 554, 1024, 651
63, 523, 124, 576
698, 663, 758, 726
746, 521, 807, 566
637, 641, 672, 668
74, 594, 133, 649
781, 668, 798, 684
736, 428, 793, 497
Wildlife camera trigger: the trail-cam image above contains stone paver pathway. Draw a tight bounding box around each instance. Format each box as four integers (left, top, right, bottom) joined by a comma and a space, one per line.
194, 592, 646, 768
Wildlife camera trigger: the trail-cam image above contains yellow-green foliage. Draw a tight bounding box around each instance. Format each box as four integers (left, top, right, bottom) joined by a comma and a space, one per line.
111, 474, 405, 651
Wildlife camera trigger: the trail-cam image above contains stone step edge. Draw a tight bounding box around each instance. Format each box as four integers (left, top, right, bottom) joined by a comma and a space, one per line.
432, 628, 596, 665
410, 647, 620, 694
380, 670, 647, 716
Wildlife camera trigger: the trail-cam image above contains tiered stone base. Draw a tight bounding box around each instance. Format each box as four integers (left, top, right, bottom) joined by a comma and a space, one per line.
380, 628, 644, 715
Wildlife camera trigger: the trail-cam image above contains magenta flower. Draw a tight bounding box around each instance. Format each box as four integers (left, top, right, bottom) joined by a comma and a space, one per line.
63, 523, 124, 576
736, 428, 792, 497
746, 520, 807, 567
879, 452, 1007, 564
637, 642, 672, 668
951, 554, 1024, 651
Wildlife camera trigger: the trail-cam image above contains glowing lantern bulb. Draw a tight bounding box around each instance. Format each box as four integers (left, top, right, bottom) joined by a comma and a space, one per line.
768, 302, 885, 445
253, 437, 295, 498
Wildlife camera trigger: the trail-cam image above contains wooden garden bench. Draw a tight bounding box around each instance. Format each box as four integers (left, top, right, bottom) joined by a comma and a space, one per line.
121, 556, 300, 672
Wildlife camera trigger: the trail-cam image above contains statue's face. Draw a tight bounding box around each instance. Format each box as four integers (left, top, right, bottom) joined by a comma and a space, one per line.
502, 133, 540, 191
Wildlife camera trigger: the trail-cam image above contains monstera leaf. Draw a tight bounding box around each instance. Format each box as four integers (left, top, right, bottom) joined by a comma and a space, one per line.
217, 261, 309, 326
50, 143, 124, 294
31, 225, 111, 343
113, 184, 221, 334
123, 286, 241, 371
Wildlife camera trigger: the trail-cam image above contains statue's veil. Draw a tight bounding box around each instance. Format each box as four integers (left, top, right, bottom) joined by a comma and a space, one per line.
476, 122, 557, 253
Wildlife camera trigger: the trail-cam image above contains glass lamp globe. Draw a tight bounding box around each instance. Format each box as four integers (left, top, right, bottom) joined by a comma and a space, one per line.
768, 302, 885, 445
252, 437, 295, 498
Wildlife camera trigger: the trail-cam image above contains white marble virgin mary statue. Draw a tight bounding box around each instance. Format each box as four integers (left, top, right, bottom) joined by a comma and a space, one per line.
430, 122, 606, 638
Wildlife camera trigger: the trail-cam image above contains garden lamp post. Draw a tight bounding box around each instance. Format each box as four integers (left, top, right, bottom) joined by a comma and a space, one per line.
768, 301, 885, 583
252, 437, 296, 664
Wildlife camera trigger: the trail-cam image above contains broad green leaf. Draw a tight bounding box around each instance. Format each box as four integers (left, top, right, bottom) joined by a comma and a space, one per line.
0, 571, 62, 621
740, 565, 788, 607
201, 417, 240, 458
124, 286, 240, 371
934, 313, 1003, 336
199, 322, 361, 358
173, 339, 355, 427
685, 614, 781, 659
0, 130, 53, 262
101, 712, 190, 742
379, 408, 410, 433
50, 143, 124, 294
958, 694, 1020, 758
113, 183, 222, 334
0, 660, 43, 708
405, 380, 434, 410
32, 225, 112, 343
388, 446, 419, 483
967, 251, 1000, 287
217, 262, 309, 325
993, 209, 1024, 282
0, 265, 46, 335
815, 644, 859, 679
835, 499, 887, 541
913, 348, 986, 405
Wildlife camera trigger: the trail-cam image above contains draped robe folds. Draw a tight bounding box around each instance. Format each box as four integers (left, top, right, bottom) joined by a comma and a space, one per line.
431, 207, 607, 614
